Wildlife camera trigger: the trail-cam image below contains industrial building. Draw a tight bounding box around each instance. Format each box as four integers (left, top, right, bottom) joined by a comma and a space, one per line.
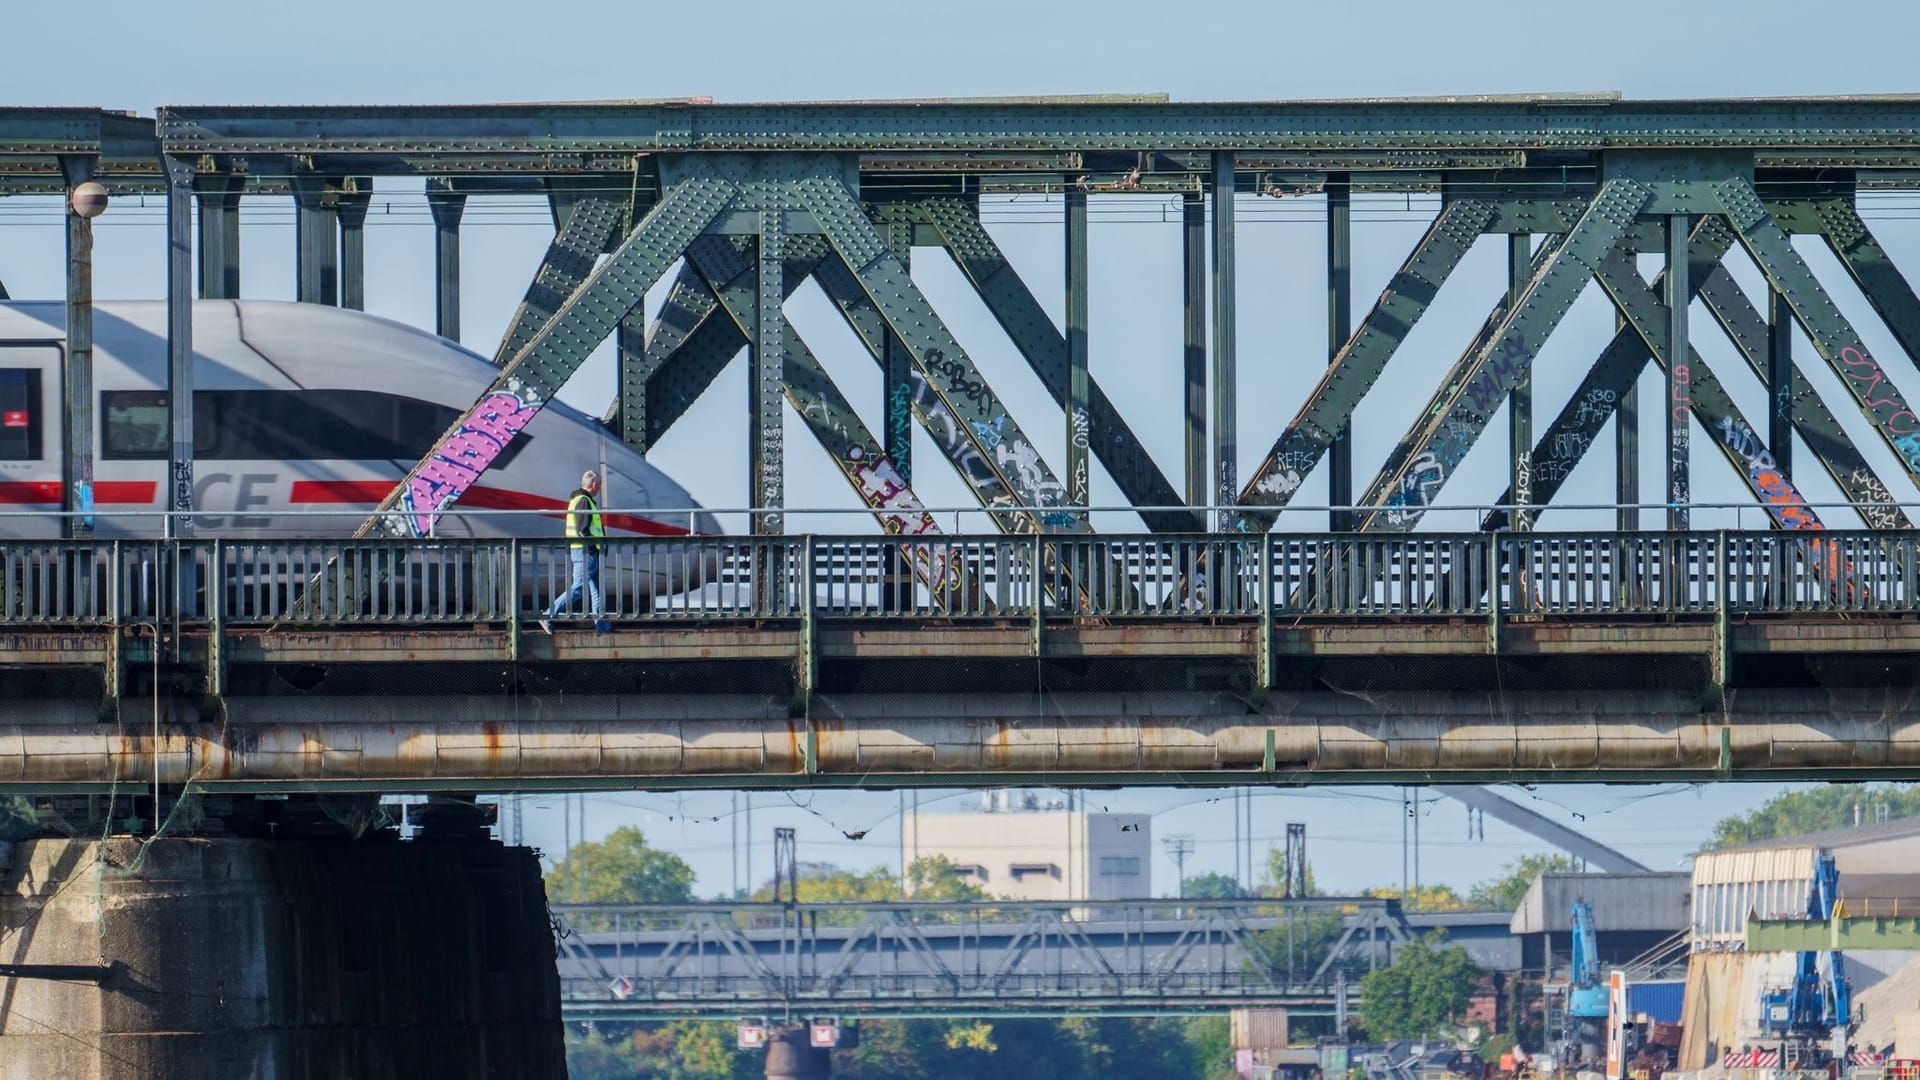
900, 793, 1151, 902
1511, 872, 1694, 975
1679, 817, 1920, 1069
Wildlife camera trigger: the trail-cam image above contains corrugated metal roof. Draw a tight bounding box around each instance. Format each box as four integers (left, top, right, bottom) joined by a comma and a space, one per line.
1511, 872, 1692, 934
1704, 814, 1920, 854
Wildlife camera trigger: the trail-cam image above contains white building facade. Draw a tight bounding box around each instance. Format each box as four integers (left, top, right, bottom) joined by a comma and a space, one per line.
901, 797, 1151, 902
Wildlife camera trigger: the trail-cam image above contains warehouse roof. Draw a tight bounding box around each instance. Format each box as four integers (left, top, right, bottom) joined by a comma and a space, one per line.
1510, 872, 1691, 935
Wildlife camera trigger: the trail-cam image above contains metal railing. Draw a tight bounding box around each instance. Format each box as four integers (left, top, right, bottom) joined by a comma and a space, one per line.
0, 530, 1914, 626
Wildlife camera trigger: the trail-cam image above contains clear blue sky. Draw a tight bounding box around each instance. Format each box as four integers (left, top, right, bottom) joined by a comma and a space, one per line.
5, 0, 1919, 895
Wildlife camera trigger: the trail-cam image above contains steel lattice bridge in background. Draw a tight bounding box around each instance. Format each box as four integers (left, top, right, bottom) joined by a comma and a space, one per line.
9, 96, 1920, 791
549, 897, 1406, 1021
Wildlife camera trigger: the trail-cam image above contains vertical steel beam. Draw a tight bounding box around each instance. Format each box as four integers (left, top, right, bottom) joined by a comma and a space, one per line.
1326, 175, 1352, 530
427, 178, 466, 341
1617, 316, 1640, 533
1768, 287, 1793, 479
1362, 180, 1653, 531
1065, 182, 1090, 510
337, 182, 370, 311
290, 173, 330, 305
59, 155, 95, 537
194, 172, 243, 300
1506, 234, 1533, 531
1182, 190, 1207, 508
318, 192, 339, 307
164, 156, 195, 530
1715, 179, 1920, 486
1236, 201, 1499, 525
916, 197, 1190, 530
1666, 215, 1690, 530
752, 207, 786, 535
616, 314, 646, 443
1210, 153, 1238, 529
881, 221, 915, 484
356, 168, 736, 539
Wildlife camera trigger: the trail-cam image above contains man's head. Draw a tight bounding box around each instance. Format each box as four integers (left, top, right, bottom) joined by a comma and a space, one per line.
580, 470, 600, 493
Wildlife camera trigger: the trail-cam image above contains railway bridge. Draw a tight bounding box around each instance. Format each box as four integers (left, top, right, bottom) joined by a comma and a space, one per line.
6, 93, 1920, 1077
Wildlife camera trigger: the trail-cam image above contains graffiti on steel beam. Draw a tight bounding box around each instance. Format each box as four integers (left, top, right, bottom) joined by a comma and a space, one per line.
845, 445, 939, 538
1849, 467, 1903, 530
1573, 387, 1617, 428
402, 380, 540, 537
1838, 345, 1920, 467
1670, 363, 1692, 508
1713, 414, 1855, 595
1386, 452, 1448, 527
1514, 451, 1533, 522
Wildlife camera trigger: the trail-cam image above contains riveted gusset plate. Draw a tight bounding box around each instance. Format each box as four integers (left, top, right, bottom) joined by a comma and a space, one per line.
794, 171, 1086, 532
1237, 199, 1497, 522
491, 194, 627, 366
1716, 178, 1920, 484
365, 166, 738, 539
915, 197, 1197, 532
1359, 180, 1653, 531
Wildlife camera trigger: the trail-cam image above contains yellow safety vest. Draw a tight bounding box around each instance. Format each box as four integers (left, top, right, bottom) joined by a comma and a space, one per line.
565, 491, 604, 550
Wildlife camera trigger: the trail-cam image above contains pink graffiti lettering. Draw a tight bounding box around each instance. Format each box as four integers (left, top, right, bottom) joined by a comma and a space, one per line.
1838, 346, 1920, 434
402, 390, 542, 536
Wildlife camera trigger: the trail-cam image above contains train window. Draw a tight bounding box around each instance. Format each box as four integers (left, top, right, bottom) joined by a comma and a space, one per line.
0, 369, 42, 461
103, 388, 528, 464
101, 391, 220, 458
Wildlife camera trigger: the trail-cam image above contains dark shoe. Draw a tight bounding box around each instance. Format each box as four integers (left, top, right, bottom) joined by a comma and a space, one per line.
593, 619, 612, 635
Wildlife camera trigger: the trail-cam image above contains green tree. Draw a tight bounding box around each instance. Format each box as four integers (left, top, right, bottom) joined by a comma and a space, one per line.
1369, 883, 1470, 912
546, 825, 695, 905
1264, 846, 1319, 896
1184, 871, 1246, 898
1358, 931, 1482, 1040
1467, 853, 1583, 910
1706, 784, 1920, 848
0, 796, 33, 840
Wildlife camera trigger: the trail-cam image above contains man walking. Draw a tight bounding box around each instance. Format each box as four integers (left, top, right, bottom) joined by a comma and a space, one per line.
539, 469, 611, 634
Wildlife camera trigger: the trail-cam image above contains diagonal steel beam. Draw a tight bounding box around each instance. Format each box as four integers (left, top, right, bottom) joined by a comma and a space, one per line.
1236, 200, 1498, 523
1781, 197, 1920, 370
1715, 179, 1920, 485
916, 197, 1198, 532
1589, 245, 1832, 532
1357, 180, 1654, 531
795, 174, 1086, 533
489, 194, 627, 366
810, 252, 1040, 528
1694, 243, 1915, 530
682, 236, 942, 539
368, 168, 737, 539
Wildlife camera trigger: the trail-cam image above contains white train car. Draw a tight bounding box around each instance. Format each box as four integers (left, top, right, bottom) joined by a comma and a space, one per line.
0, 300, 721, 606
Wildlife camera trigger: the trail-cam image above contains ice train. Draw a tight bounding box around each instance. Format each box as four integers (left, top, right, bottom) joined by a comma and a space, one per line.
0, 300, 719, 594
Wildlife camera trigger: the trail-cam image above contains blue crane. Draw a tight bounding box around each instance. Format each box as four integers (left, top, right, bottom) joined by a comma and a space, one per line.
1759, 851, 1852, 1058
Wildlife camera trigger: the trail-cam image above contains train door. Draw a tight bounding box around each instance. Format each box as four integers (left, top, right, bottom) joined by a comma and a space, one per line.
0, 343, 63, 540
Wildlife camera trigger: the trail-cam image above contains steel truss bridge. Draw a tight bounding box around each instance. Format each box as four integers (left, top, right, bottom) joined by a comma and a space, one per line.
6, 96, 1920, 790
549, 897, 1405, 1021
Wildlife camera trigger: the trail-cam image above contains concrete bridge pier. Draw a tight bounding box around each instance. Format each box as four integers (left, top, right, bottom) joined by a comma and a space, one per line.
765, 1024, 832, 1079
0, 833, 565, 1079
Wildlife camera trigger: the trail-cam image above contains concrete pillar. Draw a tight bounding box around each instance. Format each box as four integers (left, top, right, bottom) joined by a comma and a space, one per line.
0, 836, 564, 1079
765, 1025, 831, 1080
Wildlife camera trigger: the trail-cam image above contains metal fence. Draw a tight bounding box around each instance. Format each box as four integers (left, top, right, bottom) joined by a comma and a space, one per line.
0, 530, 1913, 625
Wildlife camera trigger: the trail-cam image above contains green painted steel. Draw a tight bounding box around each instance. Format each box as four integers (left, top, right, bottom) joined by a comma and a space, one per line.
796, 171, 1086, 532
1717, 179, 1920, 484
1747, 914, 1920, 952
363, 167, 737, 539
489, 194, 626, 366
1237, 200, 1496, 522
915, 197, 1196, 531
151, 98, 1920, 157
1589, 245, 1830, 533
1360, 181, 1653, 530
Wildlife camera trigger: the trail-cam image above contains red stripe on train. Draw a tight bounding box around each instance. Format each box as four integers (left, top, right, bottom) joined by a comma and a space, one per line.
287, 480, 694, 536
0, 481, 159, 505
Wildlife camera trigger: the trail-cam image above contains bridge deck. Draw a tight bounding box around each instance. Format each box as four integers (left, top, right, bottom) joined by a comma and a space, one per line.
1, 531, 1917, 791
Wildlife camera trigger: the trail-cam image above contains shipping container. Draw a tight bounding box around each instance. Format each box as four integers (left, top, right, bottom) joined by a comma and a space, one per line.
1627, 980, 1686, 1025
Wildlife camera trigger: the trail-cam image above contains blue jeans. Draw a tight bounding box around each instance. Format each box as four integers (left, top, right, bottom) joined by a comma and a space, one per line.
545, 549, 602, 618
